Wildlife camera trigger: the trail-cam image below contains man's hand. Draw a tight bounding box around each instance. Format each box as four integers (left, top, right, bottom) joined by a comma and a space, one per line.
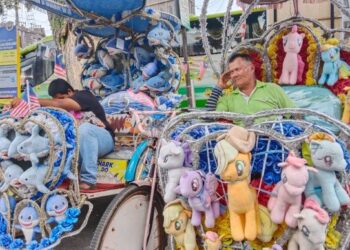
217, 70, 232, 89
10, 97, 21, 108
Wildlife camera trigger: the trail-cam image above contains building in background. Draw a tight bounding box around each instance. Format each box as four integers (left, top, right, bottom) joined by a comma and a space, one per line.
266, 1, 341, 30
18, 25, 46, 47
146, 0, 195, 15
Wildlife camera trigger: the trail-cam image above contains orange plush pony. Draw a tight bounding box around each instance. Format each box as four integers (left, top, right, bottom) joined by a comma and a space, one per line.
214, 126, 260, 241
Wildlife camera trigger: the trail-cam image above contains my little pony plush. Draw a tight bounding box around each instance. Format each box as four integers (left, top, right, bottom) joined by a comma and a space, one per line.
214, 129, 259, 241
342, 86, 350, 124
288, 198, 329, 250
279, 25, 305, 85
15, 206, 41, 243
175, 171, 220, 228
158, 139, 189, 203
319, 44, 350, 86
163, 199, 198, 250
268, 152, 316, 228
304, 134, 350, 212
257, 205, 278, 243
202, 231, 223, 250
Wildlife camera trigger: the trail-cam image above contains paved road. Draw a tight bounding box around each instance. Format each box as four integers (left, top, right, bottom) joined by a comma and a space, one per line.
57, 196, 114, 250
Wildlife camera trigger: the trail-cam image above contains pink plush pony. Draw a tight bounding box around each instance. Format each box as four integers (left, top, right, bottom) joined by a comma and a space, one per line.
268, 152, 317, 228
279, 25, 305, 85
175, 171, 220, 228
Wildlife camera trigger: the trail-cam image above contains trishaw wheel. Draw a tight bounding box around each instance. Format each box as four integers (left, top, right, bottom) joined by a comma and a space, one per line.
90, 185, 166, 250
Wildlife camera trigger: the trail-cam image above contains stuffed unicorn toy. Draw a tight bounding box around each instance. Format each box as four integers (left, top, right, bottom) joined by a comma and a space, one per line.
288, 198, 329, 250
305, 134, 350, 212
158, 139, 191, 203
175, 170, 220, 228
279, 25, 305, 85
268, 152, 317, 228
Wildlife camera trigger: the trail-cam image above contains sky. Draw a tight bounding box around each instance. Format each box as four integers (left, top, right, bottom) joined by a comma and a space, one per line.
3, 0, 241, 37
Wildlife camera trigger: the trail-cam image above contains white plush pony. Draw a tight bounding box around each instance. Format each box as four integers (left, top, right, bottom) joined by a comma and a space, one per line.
158, 139, 189, 203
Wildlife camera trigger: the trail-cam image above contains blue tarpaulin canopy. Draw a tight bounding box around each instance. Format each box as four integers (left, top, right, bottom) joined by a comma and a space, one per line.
25, 0, 181, 38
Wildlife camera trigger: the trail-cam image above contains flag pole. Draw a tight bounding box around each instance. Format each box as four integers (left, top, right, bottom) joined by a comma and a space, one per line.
26, 79, 31, 110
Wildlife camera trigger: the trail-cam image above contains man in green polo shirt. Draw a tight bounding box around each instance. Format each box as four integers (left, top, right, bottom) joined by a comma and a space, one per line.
206, 53, 294, 113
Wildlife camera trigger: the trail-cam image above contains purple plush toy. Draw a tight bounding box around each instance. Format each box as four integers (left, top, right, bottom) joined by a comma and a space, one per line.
175, 170, 220, 228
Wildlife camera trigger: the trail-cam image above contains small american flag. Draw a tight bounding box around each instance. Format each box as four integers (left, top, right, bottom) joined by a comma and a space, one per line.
10, 85, 40, 118
54, 52, 67, 79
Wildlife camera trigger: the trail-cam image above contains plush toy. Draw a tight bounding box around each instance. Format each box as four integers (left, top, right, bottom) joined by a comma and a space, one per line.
214, 128, 259, 241
175, 171, 220, 228
342, 86, 350, 124
0, 124, 11, 158
202, 231, 223, 250
133, 47, 155, 68
279, 25, 305, 85
17, 125, 50, 162
0, 160, 23, 192
217, 126, 256, 153
158, 139, 189, 203
304, 134, 350, 212
268, 152, 316, 228
46, 194, 69, 224
15, 206, 41, 243
163, 199, 198, 250
97, 49, 114, 70
147, 23, 172, 48
0, 195, 16, 216
257, 205, 278, 243
8, 131, 30, 159
19, 153, 49, 194
288, 198, 329, 250
318, 44, 350, 86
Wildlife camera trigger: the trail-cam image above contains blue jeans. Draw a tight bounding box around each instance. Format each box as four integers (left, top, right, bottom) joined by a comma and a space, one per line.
78, 123, 114, 184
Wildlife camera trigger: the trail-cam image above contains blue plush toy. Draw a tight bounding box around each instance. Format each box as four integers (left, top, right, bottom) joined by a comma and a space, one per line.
15, 206, 41, 244
46, 194, 69, 224
305, 136, 350, 212
147, 23, 172, 48
319, 44, 350, 86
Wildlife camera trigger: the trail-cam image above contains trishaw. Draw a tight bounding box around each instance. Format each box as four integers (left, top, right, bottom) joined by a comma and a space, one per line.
1, 0, 350, 250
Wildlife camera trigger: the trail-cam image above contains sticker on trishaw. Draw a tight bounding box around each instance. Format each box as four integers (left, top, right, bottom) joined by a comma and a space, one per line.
97, 159, 128, 184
